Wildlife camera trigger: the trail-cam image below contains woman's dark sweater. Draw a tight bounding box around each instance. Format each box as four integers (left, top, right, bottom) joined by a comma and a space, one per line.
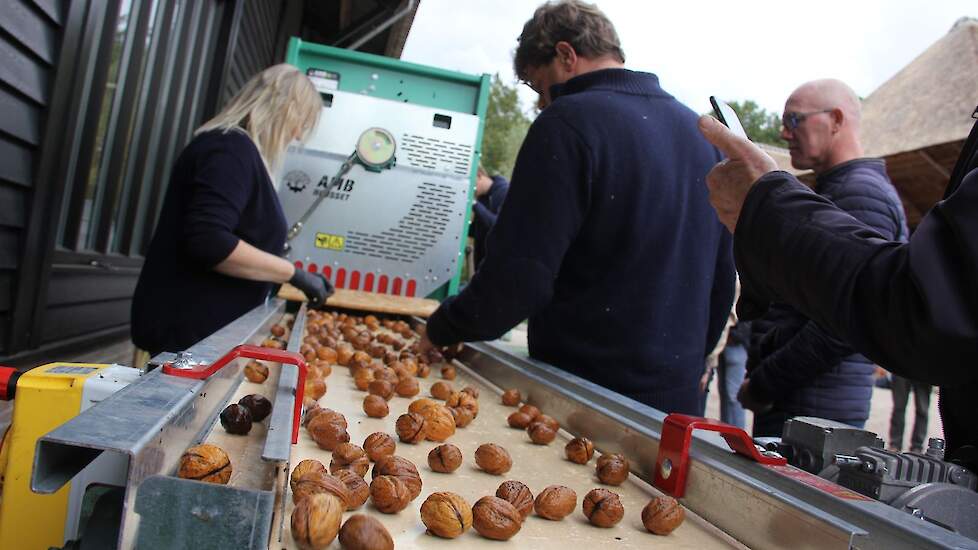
131, 129, 287, 355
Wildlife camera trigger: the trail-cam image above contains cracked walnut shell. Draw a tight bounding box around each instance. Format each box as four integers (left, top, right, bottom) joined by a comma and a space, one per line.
395, 412, 427, 444
371, 455, 422, 500
363, 432, 396, 462
565, 437, 595, 464
369, 475, 411, 514
335, 469, 369, 509
496, 480, 534, 520
177, 443, 231, 485
420, 492, 473, 539
642, 496, 685, 535
330, 443, 370, 478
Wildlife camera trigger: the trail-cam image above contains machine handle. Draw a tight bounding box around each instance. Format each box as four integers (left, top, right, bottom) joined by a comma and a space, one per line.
0, 366, 21, 400
653, 413, 787, 498
162, 345, 307, 445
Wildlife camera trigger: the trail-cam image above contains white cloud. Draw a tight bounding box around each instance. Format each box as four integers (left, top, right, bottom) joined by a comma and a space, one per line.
403, 0, 975, 115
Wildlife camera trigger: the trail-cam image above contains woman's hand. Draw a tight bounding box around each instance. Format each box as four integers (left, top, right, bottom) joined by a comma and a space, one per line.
290, 269, 334, 308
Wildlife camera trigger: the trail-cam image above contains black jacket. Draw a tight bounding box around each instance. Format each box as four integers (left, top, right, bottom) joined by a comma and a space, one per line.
747, 159, 908, 426
470, 175, 509, 267
734, 135, 978, 461
427, 69, 735, 415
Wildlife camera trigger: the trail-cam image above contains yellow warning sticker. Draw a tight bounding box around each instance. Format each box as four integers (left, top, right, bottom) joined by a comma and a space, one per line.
315, 233, 345, 251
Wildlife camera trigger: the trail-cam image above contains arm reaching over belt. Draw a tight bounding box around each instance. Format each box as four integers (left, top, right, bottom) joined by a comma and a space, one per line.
426, 114, 591, 347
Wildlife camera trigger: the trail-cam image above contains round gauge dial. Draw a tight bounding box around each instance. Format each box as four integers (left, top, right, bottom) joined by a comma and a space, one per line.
355, 127, 396, 169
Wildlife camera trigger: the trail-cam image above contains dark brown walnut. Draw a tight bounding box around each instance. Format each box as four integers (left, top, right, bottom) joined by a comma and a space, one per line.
449, 406, 474, 428
330, 443, 370, 478
501, 388, 521, 406
238, 394, 272, 422
565, 437, 595, 464
394, 376, 420, 398
420, 492, 473, 539
416, 363, 431, 378
420, 404, 456, 442
527, 422, 557, 445
582, 488, 624, 528
440, 365, 457, 380
496, 480, 534, 521
395, 412, 428, 444
339, 514, 393, 550
369, 475, 411, 514
427, 443, 463, 473
219, 403, 252, 435
430, 381, 454, 400
335, 469, 370, 509
292, 471, 352, 509
518, 404, 541, 419
475, 443, 512, 475
291, 493, 343, 550
461, 386, 480, 399
472, 496, 522, 540
244, 360, 269, 383
362, 395, 389, 418
177, 443, 231, 484
363, 432, 396, 462
307, 413, 350, 451
534, 485, 576, 520
367, 380, 394, 401
371, 455, 422, 500
305, 377, 327, 401
291, 459, 327, 493
534, 414, 560, 431
391, 339, 405, 351
271, 324, 287, 338
507, 411, 533, 429
596, 454, 630, 486
642, 496, 685, 535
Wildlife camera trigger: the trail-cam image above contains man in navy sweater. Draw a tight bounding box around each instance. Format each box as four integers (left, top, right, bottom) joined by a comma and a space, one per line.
470, 166, 510, 268
742, 80, 909, 436
423, 0, 734, 415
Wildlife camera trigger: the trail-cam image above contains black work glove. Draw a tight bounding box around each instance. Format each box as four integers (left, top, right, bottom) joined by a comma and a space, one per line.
290, 269, 334, 308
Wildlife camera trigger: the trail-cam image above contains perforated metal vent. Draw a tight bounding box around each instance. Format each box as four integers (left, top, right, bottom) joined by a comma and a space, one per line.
400, 134, 473, 176
344, 181, 458, 262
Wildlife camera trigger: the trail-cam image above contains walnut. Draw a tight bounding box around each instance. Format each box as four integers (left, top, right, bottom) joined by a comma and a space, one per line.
310, 360, 332, 379
362, 394, 389, 418
495, 480, 534, 520
363, 432, 396, 462
449, 406, 474, 428
352, 350, 372, 365
262, 338, 285, 350
475, 443, 512, 475
420, 403, 456, 442
501, 388, 521, 406
303, 405, 324, 427
446, 391, 479, 418
219, 403, 252, 435
395, 376, 420, 398
583, 488, 624, 527
244, 360, 269, 383
420, 492, 473, 539
507, 411, 533, 429
428, 444, 463, 473
307, 412, 350, 451
473, 496, 522, 540
430, 381, 454, 400
535, 414, 559, 431
371, 455, 422, 500
353, 368, 374, 391
417, 363, 431, 378
369, 475, 411, 513
368, 344, 386, 358
271, 324, 287, 337
339, 514, 393, 550
596, 454, 630, 485
305, 377, 327, 401
292, 471, 351, 508
337, 345, 354, 366
177, 444, 231, 484
367, 380, 394, 401
330, 443, 369, 478
384, 350, 400, 365
408, 398, 439, 415
238, 394, 272, 422
395, 412, 428, 444
565, 437, 595, 464
335, 469, 369, 509
440, 365, 456, 380
290, 459, 326, 493
461, 385, 480, 399
518, 404, 541, 419
527, 422, 557, 445
291, 493, 343, 550
316, 346, 338, 363
373, 366, 399, 384
642, 496, 685, 535
534, 485, 576, 520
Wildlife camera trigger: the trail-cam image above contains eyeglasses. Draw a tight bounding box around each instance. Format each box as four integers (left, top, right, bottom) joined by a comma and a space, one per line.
782, 109, 834, 130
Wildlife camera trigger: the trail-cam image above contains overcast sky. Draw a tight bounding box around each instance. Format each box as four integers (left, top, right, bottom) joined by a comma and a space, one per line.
402, 1, 975, 116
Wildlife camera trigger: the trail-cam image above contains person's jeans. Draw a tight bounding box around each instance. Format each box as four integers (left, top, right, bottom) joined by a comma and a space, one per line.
889, 375, 932, 452
718, 344, 747, 428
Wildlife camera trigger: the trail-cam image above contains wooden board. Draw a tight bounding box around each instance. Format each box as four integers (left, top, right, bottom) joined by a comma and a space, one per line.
278, 285, 440, 318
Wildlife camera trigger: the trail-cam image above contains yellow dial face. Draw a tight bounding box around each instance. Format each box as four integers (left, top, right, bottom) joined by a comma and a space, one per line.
356, 127, 396, 168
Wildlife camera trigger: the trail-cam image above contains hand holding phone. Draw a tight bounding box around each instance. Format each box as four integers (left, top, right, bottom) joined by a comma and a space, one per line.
710, 96, 749, 141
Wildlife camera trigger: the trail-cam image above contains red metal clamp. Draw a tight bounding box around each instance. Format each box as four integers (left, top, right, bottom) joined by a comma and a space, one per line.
163, 344, 307, 444
653, 413, 786, 498
0, 366, 21, 400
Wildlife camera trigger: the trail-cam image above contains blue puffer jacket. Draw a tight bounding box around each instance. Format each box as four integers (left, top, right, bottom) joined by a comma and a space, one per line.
746, 159, 908, 426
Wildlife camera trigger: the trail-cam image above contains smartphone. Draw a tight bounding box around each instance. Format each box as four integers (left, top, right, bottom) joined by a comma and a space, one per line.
710, 96, 749, 141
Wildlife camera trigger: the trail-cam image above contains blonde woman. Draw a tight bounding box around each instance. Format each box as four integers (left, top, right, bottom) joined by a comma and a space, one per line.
132, 64, 330, 356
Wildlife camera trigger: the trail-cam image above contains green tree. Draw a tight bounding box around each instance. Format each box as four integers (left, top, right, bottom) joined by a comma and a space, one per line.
480, 74, 532, 178
725, 100, 786, 147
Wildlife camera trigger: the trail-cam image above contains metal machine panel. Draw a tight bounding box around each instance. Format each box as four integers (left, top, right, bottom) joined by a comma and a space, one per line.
278, 89, 480, 298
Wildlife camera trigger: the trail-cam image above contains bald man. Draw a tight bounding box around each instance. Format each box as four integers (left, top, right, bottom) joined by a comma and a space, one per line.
739, 79, 909, 437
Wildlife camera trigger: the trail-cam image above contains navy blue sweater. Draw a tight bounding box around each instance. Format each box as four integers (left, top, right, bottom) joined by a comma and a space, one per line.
427, 69, 735, 415
131, 129, 287, 355
471, 176, 510, 267
747, 159, 908, 430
